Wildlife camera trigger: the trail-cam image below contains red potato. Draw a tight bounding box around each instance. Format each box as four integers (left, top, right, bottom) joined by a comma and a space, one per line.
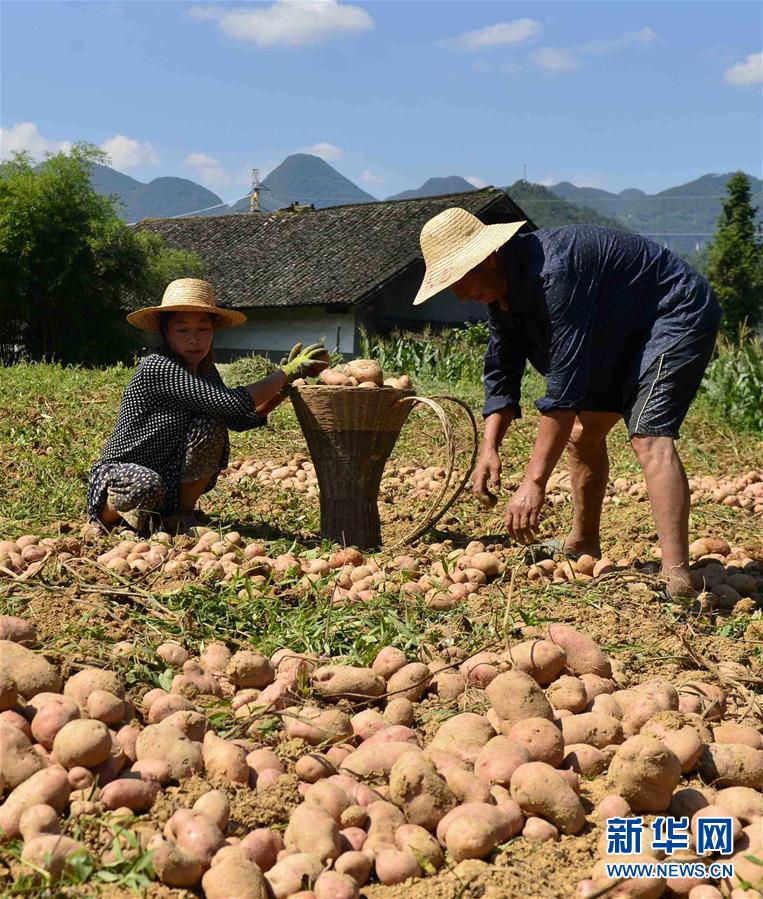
714, 786, 763, 824
714, 724, 763, 750
698, 743, 763, 789
596, 794, 632, 822
339, 826, 367, 851
505, 640, 567, 686
505, 717, 565, 767
164, 807, 226, 869
428, 712, 496, 765
0, 615, 36, 646
295, 753, 336, 783
560, 712, 625, 749
284, 707, 353, 746
147, 692, 196, 724
363, 724, 419, 747
547, 676, 588, 713
679, 683, 726, 722
438, 801, 523, 861
460, 652, 502, 688
0, 720, 47, 790
18, 803, 60, 838
86, 690, 126, 726
388, 753, 457, 830
562, 744, 610, 777
341, 741, 421, 780
63, 667, 123, 709
0, 641, 61, 698
351, 709, 387, 741
21, 834, 85, 883
0, 669, 17, 712
346, 359, 383, 386
130, 759, 172, 785
1, 709, 31, 738
384, 698, 415, 726
669, 787, 715, 820
546, 624, 612, 677
608, 735, 682, 812
580, 674, 617, 703
148, 835, 204, 887
371, 647, 407, 680
265, 853, 326, 899
0, 766, 71, 839
364, 800, 406, 855
172, 660, 223, 698
161, 710, 208, 742
486, 671, 554, 728
285, 803, 342, 862
226, 651, 275, 688
312, 666, 386, 700
474, 736, 531, 788
29, 694, 80, 749
202, 849, 268, 899
334, 850, 372, 885
134, 722, 204, 780
510, 762, 586, 834
156, 642, 191, 667
202, 731, 249, 784
523, 816, 560, 842
640, 712, 705, 773
100, 777, 158, 812
589, 854, 667, 899
305, 780, 352, 822
239, 828, 283, 872
385, 662, 431, 702
192, 789, 230, 831
340, 805, 366, 829
52, 718, 112, 769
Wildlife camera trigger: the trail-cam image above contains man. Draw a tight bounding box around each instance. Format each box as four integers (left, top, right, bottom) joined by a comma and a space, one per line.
413, 208, 721, 597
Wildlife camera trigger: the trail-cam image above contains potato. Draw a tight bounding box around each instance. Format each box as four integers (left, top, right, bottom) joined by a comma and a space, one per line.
21, 833, 85, 882
29, 694, 80, 749
506, 640, 566, 686
386, 663, 430, 702
227, 651, 275, 689
161, 709, 208, 743
589, 854, 667, 898
460, 652, 502, 688
147, 692, 196, 724
580, 673, 617, 703
668, 786, 715, 820
285, 803, 342, 862
202, 851, 269, 899
306, 780, 352, 822
395, 823, 444, 871
100, 777, 158, 812
172, 660, 223, 698
203, 731, 249, 784
350, 709, 387, 742
724, 829, 763, 892
165, 807, 226, 868
312, 665, 386, 700
346, 359, 383, 386
148, 835, 204, 887
384, 698, 415, 727
608, 735, 682, 812
547, 676, 588, 713
134, 722, 204, 780
428, 713, 496, 765
0, 720, 46, 790
679, 682, 726, 721
265, 852, 326, 899
63, 667, 122, 708
341, 742, 420, 780
437, 802, 523, 859
596, 794, 632, 822
505, 717, 565, 767
0, 615, 36, 646
131, 759, 171, 785
560, 712, 624, 749
18, 803, 60, 839
562, 743, 610, 776
373, 847, 420, 884
52, 718, 112, 769
0, 641, 61, 698
388, 753, 457, 830
714, 724, 763, 750
0, 669, 17, 712
698, 743, 763, 789
546, 624, 612, 677
240, 828, 283, 871
640, 712, 705, 773
334, 850, 372, 885
474, 737, 531, 788
372, 647, 407, 680
486, 671, 554, 729
364, 800, 405, 855
156, 642, 190, 667
510, 762, 586, 834
0, 766, 70, 839
285, 707, 353, 747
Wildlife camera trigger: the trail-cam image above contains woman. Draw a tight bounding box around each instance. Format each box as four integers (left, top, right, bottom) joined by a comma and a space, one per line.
87, 278, 327, 534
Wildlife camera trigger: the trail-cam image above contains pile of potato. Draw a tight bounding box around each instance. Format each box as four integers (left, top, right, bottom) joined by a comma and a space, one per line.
303, 358, 412, 390
1, 616, 762, 897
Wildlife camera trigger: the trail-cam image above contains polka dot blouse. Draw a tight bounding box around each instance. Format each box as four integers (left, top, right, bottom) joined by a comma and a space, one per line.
87, 351, 266, 516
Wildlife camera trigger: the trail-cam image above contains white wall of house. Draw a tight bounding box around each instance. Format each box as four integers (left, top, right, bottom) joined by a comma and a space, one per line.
213, 305, 357, 358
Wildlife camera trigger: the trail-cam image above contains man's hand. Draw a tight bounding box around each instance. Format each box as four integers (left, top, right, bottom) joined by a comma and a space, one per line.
280, 343, 330, 382
505, 477, 545, 544
472, 448, 501, 508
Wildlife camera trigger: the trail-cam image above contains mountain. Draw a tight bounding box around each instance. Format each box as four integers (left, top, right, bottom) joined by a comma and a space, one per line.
504, 181, 627, 230
228, 154, 376, 213
88, 163, 226, 222
547, 173, 763, 253
386, 176, 476, 201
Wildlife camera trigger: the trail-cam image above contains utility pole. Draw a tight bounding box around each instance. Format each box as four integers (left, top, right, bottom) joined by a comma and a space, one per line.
523, 162, 527, 182
249, 168, 261, 213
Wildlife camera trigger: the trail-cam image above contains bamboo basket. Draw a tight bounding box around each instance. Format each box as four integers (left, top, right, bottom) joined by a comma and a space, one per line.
290, 384, 477, 549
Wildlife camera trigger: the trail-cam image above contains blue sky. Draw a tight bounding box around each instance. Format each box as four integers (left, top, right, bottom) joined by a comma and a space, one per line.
1, 1, 761, 202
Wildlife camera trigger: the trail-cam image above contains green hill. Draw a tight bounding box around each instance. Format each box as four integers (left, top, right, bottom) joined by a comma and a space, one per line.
228, 153, 376, 213
505, 180, 627, 230
387, 176, 476, 201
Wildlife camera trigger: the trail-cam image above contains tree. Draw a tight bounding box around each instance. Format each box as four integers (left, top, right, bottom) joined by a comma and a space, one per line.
0, 143, 203, 365
706, 171, 763, 339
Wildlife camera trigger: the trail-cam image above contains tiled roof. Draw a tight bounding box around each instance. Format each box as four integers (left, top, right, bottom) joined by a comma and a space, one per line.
134, 188, 535, 309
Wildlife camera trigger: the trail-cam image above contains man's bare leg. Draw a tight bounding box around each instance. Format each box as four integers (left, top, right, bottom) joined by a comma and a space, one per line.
631, 435, 693, 597
564, 412, 621, 557
180, 478, 210, 514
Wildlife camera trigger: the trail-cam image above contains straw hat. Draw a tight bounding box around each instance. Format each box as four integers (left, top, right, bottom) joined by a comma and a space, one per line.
412, 208, 526, 306
126, 278, 247, 332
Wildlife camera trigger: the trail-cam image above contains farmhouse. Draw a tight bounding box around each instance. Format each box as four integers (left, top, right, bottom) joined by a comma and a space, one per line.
134, 187, 536, 360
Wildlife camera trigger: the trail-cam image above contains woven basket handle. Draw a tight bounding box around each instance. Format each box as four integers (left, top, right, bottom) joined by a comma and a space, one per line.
391, 394, 479, 547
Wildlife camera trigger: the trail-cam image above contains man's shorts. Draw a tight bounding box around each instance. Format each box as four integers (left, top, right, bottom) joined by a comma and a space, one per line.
622, 327, 718, 439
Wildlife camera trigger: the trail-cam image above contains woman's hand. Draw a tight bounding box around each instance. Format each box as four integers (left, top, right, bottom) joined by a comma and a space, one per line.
472, 448, 501, 507
281, 343, 330, 382
505, 477, 545, 544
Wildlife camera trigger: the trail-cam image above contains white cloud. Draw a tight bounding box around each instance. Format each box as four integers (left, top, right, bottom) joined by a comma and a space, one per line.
531, 46, 580, 73
360, 169, 384, 185
101, 134, 159, 170
0, 122, 71, 161
466, 175, 487, 188
186, 152, 220, 168
184, 151, 247, 191
444, 18, 541, 51
189, 0, 373, 48
724, 52, 763, 86
305, 142, 342, 162
580, 26, 658, 55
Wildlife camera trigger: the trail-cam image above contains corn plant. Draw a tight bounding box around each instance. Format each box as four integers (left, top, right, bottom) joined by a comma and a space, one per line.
700, 331, 763, 433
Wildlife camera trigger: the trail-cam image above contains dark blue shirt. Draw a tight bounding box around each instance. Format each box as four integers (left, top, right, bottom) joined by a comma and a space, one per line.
483, 225, 721, 418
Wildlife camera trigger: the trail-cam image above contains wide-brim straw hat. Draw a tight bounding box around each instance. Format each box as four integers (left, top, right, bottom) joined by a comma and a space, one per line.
413, 207, 526, 305
126, 278, 247, 332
